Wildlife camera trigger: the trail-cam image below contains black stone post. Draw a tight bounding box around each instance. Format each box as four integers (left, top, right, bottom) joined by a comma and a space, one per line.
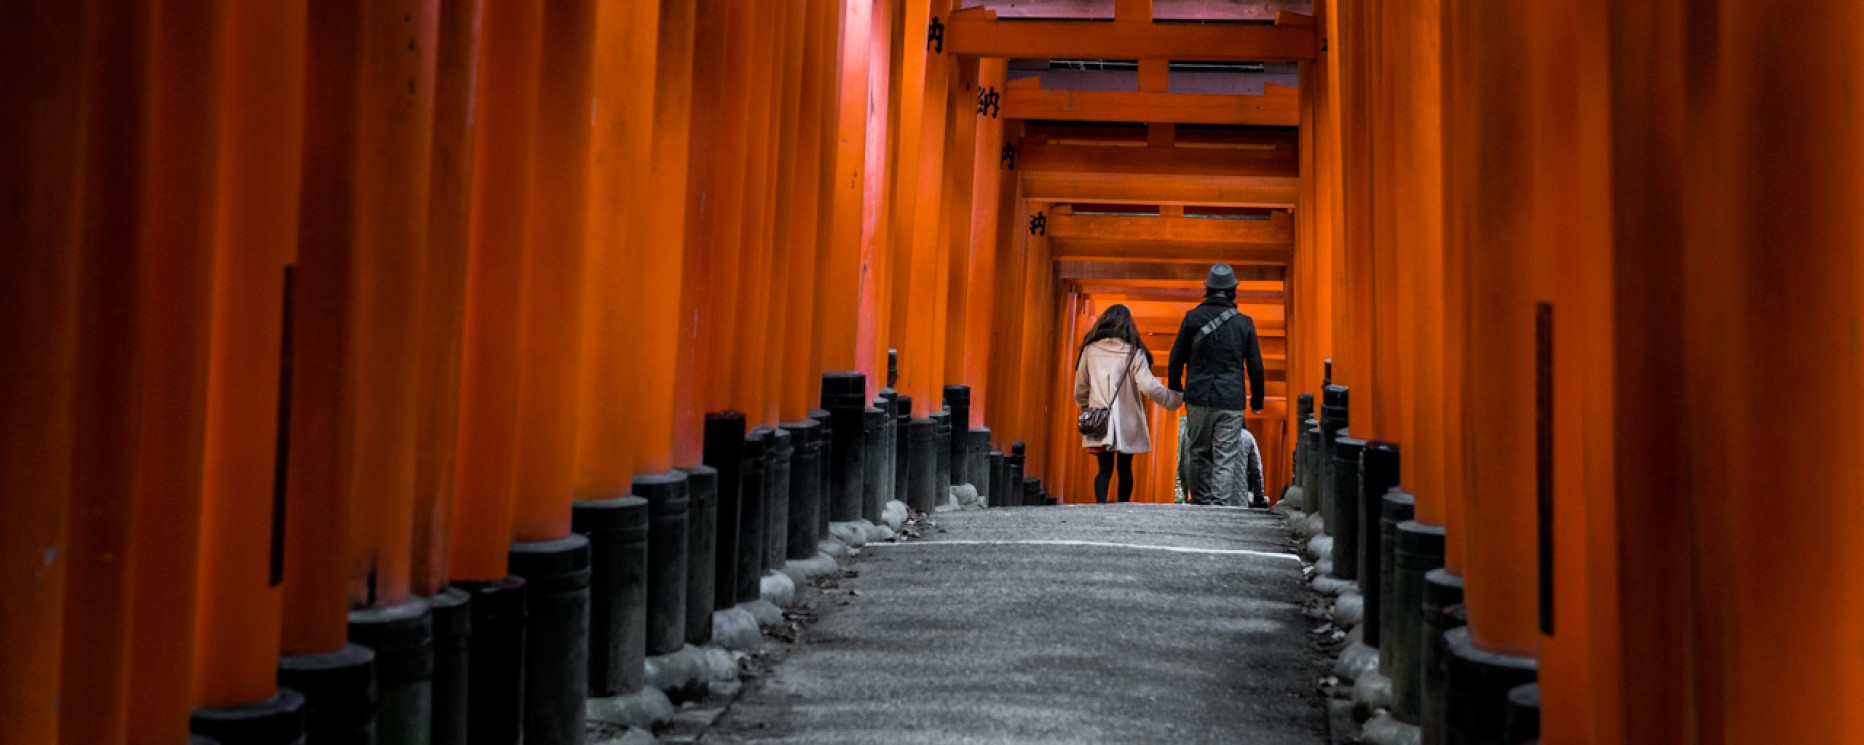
863, 405, 886, 523
781, 420, 824, 561
348, 599, 434, 744
877, 393, 897, 509
967, 428, 991, 497
809, 408, 831, 541
987, 451, 1005, 507
943, 386, 971, 487
679, 466, 718, 646
277, 645, 376, 745
892, 395, 912, 508
1319, 385, 1350, 532
427, 587, 471, 745
1421, 568, 1466, 738
1022, 477, 1041, 508
508, 534, 592, 745
1504, 683, 1542, 744
1007, 442, 1026, 507
1444, 627, 1538, 743
1289, 393, 1314, 505
450, 576, 525, 744
1391, 520, 1446, 721
702, 414, 746, 611
929, 410, 952, 506
636, 471, 689, 658
1303, 420, 1323, 515
764, 428, 791, 572
820, 372, 868, 523
1357, 442, 1400, 649
191, 689, 307, 745
1329, 435, 1366, 581
1379, 490, 1416, 674
572, 497, 647, 698
906, 417, 937, 513
736, 429, 769, 604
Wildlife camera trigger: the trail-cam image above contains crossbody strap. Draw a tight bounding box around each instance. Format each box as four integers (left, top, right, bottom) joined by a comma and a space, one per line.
1192, 308, 1239, 351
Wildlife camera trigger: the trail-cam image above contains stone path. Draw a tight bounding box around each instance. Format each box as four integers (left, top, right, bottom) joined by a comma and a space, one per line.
703, 503, 1330, 744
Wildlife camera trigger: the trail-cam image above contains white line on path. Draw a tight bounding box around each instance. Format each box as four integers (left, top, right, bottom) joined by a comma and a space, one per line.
865, 538, 1302, 561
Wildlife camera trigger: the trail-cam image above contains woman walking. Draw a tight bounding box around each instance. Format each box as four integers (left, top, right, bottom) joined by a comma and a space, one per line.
1074, 305, 1183, 503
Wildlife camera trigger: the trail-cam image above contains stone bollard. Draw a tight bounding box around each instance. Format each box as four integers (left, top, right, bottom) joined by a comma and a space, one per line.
736, 429, 769, 605
1023, 477, 1041, 507
943, 386, 971, 487
427, 587, 471, 745
1286, 393, 1314, 507
679, 466, 719, 646
1391, 519, 1446, 722
1504, 682, 1541, 744
451, 576, 525, 744
820, 372, 868, 524
509, 534, 593, 745
929, 410, 953, 504
277, 644, 376, 745
573, 497, 648, 698
876, 389, 898, 509
809, 408, 832, 539
1319, 384, 1350, 532
986, 451, 1005, 506
1303, 419, 1323, 515
968, 428, 991, 497
906, 417, 937, 513
1006, 442, 1026, 507
863, 405, 886, 523
1357, 442, 1401, 648
636, 472, 690, 658
1421, 569, 1466, 740
191, 689, 308, 745
764, 428, 792, 573
1444, 626, 1537, 743
781, 420, 824, 561
1378, 490, 1417, 675
891, 396, 910, 506
348, 598, 434, 745
1329, 434, 1366, 582
702, 413, 746, 612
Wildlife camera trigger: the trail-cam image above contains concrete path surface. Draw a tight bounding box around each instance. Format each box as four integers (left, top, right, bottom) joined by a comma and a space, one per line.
704, 503, 1329, 744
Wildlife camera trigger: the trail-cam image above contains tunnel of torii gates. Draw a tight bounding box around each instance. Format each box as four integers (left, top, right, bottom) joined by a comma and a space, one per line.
3, 0, 1863, 744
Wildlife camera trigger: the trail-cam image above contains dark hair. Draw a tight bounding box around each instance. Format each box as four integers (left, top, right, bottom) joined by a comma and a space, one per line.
1205, 286, 1236, 300
1078, 304, 1153, 366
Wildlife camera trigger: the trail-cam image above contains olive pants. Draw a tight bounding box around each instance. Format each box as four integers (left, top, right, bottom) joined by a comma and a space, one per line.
1184, 405, 1247, 506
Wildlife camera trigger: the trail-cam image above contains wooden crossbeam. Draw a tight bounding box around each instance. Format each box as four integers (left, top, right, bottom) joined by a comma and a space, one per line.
1074, 283, 1285, 302
1004, 79, 1299, 126
1019, 139, 1298, 207
945, 7, 1318, 61
1056, 260, 1285, 282
968, 0, 1313, 22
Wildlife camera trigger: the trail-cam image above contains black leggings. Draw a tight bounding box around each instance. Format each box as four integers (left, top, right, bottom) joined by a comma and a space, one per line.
1094, 452, 1136, 503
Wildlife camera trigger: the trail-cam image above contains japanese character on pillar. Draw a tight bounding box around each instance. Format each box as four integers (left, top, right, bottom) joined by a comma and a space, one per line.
927, 16, 944, 53
976, 86, 999, 119
1028, 211, 1046, 236
1001, 141, 1017, 170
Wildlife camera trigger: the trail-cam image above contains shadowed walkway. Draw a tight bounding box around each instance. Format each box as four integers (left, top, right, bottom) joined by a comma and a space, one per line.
706, 504, 1328, 744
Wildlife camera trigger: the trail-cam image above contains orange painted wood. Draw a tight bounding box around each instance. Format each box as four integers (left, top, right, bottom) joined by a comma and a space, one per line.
0, 4, 85, 737
61, 4, 152, 741
944, 7, 1317, 61
961, 57, 1008, 428
986, 187, 1032, 441
854, 0, 901, 389
1436, 0, 1469, 575
126, 1, 225, 738
450, 0, 543, 580
1365, 0, 1402, 445
196, 0, 306, 703
757, 0, 805, 428
510, 0, 596, 543
819, 0, 876, 381
579, 0, 662, 496
411, 0, 483, 596
282, 0, 364, 655
779, 0, 836, 423
631, 0, 697, 472
732, 0, 782, 423
1018, 141, 1299, 207
349, 0, 440, 610
1393, 0, 1445, 530
1002, 83, 1299, 127
939, 59, 977, 386
672, 0, 740, 465
893, 0, 953, 417
695, 0, 756, 417
971, 0, 1307, 22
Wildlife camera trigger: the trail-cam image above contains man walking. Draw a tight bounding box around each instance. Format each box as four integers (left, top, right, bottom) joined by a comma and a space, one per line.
1168, 263, 1267, 507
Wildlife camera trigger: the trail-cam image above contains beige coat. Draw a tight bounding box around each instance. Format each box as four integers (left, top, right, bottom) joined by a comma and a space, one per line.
1074, 338, 1184, 453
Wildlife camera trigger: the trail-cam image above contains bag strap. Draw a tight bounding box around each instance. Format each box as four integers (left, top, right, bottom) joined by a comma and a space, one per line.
1110, 346, 1136, 406
1192, 308, 1239, 352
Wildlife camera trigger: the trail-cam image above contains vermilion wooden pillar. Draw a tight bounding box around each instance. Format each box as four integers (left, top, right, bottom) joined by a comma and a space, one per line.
126, 2, 226, 740
411, 0, 483, 595
349, 0, 440, 609
855, 0, 902, 392
1334, 0, 1374, 432
732, 0, 781, 421
61, 5, 152, 743
196, 0, 307, 705
779, 0, 836, 423
672, 0, 740, 465
281, 0, 363, 656
893, 0, 956, 418
633, 0, 697, 472
1365, 0, 1402, 445
961, 58, 1008, 429
1393, 0, 1446, 531
579, 0, 662, 496
938, 56, 978, 388
818, 0, 876, 388
1438, 0, 1473, 576
0, 7, 85, 739
450, 0, 542, 581
758, 1, 809, 428
987, 181, 1031, 441
695, 0, 756, 418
